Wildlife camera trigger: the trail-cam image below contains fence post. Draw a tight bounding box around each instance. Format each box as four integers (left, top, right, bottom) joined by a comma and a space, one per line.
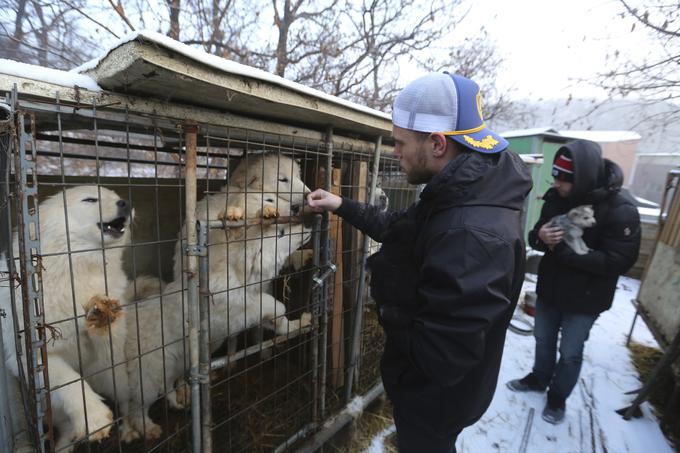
345, 136, 382, 403
197, 221, 212, 452
183, 121, 202, 453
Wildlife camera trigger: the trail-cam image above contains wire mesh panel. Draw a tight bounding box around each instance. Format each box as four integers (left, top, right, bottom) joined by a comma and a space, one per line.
0, 80, 398, 452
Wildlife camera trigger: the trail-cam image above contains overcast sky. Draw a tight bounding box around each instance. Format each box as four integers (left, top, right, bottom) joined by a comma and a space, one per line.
402, 0, 651, 101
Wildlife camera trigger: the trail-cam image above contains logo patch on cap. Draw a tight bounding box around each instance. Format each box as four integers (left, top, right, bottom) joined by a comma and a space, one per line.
463, 134, 499, 150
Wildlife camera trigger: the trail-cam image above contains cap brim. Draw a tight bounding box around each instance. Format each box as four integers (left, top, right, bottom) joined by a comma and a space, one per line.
448, 127, 508, 153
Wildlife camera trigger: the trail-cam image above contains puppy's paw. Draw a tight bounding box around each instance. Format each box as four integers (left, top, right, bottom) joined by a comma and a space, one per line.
120, 420, 141, 443
261, 203, 280, 219
144, 422, 163, 440
83, 295, 123, 335
167, 379, 190, 410
299, 312, 312, 329
86, 404, 114, 442
222, 206, 244, 221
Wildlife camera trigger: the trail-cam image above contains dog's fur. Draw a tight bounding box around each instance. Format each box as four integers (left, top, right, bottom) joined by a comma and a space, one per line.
550, 204, 597, 255
125, 155, 311, 441
1, 186, 133, 451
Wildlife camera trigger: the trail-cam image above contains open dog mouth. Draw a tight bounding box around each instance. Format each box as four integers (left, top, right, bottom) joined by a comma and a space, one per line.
97, 217, 127, 238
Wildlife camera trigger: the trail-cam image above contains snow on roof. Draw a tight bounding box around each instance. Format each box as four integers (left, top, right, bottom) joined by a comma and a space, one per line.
0, 59, 100, 92
500, 127, 559, 138
72, 30, 391, 121
558, 129, 642, 142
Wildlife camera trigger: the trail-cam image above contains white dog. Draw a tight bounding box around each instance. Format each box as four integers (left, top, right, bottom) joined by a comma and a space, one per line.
124, 199, 312, 441
550, 204, 597, 255
1, 186, 133, 451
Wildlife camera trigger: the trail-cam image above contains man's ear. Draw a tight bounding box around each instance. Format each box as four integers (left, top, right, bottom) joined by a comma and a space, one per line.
430, 132, 448, 157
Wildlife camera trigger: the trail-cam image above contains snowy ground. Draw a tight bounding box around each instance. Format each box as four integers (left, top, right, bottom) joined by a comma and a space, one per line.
365, 276, 675, 453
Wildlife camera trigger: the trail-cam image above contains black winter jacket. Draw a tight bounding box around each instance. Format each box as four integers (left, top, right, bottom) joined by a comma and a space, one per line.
528, 140, 641, 315
336, 150, 532, 436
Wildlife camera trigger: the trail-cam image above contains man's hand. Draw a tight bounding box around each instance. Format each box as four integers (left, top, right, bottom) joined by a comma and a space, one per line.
307, 189, 342, 213
538, 222, 564, 250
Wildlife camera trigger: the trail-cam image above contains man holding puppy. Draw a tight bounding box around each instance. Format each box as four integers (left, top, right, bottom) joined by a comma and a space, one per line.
507, 139, 641, 424
308, 73, 532, 452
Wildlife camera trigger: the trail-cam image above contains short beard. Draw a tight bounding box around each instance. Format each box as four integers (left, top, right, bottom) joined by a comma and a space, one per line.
406, 143, 433, 184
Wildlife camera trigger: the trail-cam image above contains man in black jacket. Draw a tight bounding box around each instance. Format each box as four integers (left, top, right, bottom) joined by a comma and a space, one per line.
307, 72, 532, 452
507, 139, 641, 424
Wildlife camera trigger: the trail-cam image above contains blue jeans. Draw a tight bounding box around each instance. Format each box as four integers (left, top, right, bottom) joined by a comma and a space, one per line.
532, 300, 598, 399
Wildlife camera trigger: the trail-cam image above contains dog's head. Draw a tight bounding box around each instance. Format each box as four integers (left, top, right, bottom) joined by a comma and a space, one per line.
230, 154, 310, 207
371, 184, 389, 213
567, 205, 596, 229
40, 185, 133, 248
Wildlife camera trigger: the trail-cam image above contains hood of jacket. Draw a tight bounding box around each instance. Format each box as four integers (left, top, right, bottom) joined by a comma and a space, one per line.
419, 149, 532, 212
557, 140, 624, 205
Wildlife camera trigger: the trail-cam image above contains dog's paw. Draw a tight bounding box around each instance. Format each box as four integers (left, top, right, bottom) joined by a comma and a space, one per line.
299, 312, 312, 329
120, 420, 141, 443
144, 422, 163, 440
83, 295, 123, 335
261, 204, 280, 219
167, 379, 190, 410
86, 404, 114, 442
218, 206, 244, 221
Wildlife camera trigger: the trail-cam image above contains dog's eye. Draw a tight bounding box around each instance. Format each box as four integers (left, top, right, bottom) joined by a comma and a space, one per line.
266, 198, 274, 203
278, 177, 289, 183
81, 197, 98, 203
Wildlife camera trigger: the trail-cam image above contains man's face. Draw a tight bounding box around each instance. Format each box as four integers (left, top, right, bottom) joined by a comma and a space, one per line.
392, 126, 433, 184
552, 178, 573, 198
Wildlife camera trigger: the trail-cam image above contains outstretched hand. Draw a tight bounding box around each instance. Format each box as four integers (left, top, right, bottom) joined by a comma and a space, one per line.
307, 189, 342, 213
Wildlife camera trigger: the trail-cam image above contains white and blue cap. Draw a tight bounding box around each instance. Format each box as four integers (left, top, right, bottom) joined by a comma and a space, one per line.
392, 72, 508, 153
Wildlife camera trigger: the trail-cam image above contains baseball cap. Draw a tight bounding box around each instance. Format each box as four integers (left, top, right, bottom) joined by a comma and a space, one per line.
392, 72, 508, 153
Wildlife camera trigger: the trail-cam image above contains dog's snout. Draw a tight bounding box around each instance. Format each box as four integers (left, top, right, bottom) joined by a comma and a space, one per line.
117, 200, 127, 208
291, 204, 301, 215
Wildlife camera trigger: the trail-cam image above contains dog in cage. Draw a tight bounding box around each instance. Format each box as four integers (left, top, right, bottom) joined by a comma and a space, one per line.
550, 204, 597, 255
1, 186, 134, 451
125, 191, 313, 440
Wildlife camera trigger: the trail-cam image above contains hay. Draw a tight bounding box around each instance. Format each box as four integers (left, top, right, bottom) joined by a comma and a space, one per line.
628, 341, 680, 448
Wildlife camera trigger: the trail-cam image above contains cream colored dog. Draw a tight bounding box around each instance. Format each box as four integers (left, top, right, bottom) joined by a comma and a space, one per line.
124, 200, 312, 441
1, 186, 133, 452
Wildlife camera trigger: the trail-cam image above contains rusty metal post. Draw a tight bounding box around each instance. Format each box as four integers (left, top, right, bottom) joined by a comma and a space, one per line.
197, 221, 212, 452
183, 121, 202, 453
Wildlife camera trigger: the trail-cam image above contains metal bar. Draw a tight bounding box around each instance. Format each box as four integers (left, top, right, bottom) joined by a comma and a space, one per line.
197, 221, 212, 453
345, 136, 382, 402
183, 121, 201, 453
293, 381, 385, 453
13, 93, 53, 451
209, 326, 312, 371
310, 215, 322, 421
273, 422, 317, 453
319, 126, 333, 419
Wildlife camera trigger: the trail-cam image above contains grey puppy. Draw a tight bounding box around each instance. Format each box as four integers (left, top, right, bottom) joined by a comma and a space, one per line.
550, 205, 597, 255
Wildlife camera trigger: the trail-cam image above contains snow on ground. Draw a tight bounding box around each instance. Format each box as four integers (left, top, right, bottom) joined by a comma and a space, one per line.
365, 276, 675, 453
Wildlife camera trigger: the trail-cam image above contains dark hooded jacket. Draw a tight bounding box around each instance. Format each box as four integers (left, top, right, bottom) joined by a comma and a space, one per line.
336, 149, 532, 436
528, 139, 641, 315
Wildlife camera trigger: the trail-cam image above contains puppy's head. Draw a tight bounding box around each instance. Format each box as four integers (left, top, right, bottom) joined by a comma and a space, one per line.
371, 185, 389, 213
568, 205, 596, 229
41, 185, 133, 248
231, 154, 310, 207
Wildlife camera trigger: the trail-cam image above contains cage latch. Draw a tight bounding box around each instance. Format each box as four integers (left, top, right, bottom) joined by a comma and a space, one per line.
312, 262, 337, 289
185, 244, 207, 257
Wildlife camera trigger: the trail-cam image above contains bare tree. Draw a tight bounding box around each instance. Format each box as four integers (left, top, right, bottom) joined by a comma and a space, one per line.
601, 0, 680, 123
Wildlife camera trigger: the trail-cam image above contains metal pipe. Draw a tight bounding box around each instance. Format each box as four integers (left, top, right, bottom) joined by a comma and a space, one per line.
183, 121, 201, 453
345, 136, 382, 402
310, 215, 322, 421
197, 221, 212, 453
293, 381, 385, 453
319, 126, 333, 419
273, 422, 317, 453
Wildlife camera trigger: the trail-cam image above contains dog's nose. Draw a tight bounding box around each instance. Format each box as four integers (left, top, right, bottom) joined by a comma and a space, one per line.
117, 200, 127, 208
291, 204, 301, 215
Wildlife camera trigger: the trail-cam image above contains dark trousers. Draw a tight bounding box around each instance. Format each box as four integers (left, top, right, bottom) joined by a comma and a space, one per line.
532, 299, 598, 399
393, 407, 459, 453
